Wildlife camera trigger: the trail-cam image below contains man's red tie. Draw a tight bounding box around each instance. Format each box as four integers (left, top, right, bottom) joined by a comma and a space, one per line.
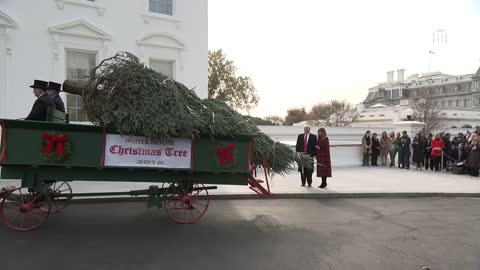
303, 134, 308, 152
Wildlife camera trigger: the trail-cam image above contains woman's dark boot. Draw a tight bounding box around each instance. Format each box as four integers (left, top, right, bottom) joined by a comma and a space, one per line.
319, 179, 327, 189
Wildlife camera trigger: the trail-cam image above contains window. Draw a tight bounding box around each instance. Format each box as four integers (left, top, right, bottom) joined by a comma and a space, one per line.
66, 50, 96, 122
476, 96, 480, 106
441, 100, 447, 107
149, 0, 173, 15
392, 89, 399, 98
149, 59, 174, 78
386, 90, 392, 99
464, 99, 470, 107
456, 99, 462, 107
448, 100, 454, 107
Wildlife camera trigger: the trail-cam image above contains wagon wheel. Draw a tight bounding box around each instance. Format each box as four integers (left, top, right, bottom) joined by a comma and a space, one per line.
41, 181, 73, 213
0, 187, 52, 231
163, 180, 210, 224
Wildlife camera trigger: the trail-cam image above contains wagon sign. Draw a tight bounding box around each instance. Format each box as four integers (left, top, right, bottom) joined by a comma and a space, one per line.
104, 134, 192, 169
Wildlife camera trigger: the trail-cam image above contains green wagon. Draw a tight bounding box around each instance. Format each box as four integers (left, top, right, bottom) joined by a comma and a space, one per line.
0, 112, 271, 231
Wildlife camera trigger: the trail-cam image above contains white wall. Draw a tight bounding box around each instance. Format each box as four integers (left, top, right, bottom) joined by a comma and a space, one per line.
0, 0, 207, 119
259, 125, 395, 145
0, 28, 6, 118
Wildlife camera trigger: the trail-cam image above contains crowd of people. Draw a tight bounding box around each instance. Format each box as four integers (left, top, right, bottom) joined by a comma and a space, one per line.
361, 129, 480, 176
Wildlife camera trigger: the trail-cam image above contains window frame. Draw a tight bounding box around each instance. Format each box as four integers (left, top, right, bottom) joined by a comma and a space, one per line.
149, 58, 175, 79
65, 49, 98, 122
148, 0, 174, 16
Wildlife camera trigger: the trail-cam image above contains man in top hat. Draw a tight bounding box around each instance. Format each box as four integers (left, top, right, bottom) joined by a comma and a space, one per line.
25, 80, 54, 121
47, 81, 65, 113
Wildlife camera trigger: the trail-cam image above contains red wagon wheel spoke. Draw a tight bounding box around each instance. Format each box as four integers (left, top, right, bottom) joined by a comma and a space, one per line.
18, 188, 24, 204
31, 192, 43, 204
0, 187, 51, 231
164, 181, 210, 224
20, 214, 26, 228
41, 181, 73, 213
31, 212, 45, 223
191, 200, 208, 208
6, 192, 22, 204
10, 212, 19, 224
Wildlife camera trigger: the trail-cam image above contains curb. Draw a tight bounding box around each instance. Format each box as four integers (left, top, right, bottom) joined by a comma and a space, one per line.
69, 192, 480, 204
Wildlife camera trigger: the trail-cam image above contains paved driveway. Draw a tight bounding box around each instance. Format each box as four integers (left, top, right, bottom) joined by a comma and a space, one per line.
1, 197, 479, 270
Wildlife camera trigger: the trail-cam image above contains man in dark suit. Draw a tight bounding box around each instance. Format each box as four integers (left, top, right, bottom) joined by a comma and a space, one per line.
47, 81, 65, 113
295, 126, 317, 187
26, 80, 54, 121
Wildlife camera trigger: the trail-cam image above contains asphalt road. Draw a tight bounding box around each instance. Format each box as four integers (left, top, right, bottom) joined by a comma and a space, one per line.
1, 197, 479, 270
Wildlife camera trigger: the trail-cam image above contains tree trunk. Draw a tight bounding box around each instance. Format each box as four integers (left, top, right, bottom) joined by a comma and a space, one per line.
62, 80, 94, 96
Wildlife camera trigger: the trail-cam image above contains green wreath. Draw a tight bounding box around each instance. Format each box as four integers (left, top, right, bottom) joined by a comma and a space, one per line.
41, 132, 72, 161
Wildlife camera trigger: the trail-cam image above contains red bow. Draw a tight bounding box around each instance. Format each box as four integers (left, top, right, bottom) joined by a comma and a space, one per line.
42, 133, 69, 156
215, 144, 236, 165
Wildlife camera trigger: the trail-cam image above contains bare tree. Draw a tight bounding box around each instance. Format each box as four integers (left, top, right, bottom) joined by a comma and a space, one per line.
284, 107, 307, 126
412, 87, 442, 134
307, 99, 358, 127
307, 103, 333, 126
328, 100, 359, 127
264, 115, 285, 126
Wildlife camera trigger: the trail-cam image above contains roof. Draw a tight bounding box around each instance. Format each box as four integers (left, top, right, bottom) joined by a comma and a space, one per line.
370, 103, 387, 108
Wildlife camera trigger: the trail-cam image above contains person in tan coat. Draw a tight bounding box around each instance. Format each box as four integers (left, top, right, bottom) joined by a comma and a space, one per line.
361, 130, 372, 166
379, 131, 390, 166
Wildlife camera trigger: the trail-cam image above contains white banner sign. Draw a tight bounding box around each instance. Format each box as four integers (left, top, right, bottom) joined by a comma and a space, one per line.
104, 134, 192, 169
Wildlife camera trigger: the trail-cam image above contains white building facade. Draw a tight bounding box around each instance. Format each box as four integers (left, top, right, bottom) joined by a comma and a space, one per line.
354, 66, 480, 130
0, 0, 208, 121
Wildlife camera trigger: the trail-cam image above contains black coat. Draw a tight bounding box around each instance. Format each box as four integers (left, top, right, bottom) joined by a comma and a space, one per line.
371, 137, 380, 154
467, 146, 480, 169
452, 149, 468, 163
399, 135, 411, 155
412, 137, 425, 163
25, 94, 54, 121
443, 138, 452, 154
52, 95, 65, 113
295, 133, 317, 173
296, 133, 317, 157
424, 139, 432, 157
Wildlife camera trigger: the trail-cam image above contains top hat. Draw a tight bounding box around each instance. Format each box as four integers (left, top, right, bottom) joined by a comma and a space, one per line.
29, 80, 48, 90
47, 81, 62, 92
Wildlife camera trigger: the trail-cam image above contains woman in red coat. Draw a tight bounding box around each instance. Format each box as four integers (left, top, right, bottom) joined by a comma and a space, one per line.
316, 128, 332, 188
431, 132, 445, 171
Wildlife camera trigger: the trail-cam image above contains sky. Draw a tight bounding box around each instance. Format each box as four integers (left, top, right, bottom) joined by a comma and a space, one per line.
208, 0, 480, 117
